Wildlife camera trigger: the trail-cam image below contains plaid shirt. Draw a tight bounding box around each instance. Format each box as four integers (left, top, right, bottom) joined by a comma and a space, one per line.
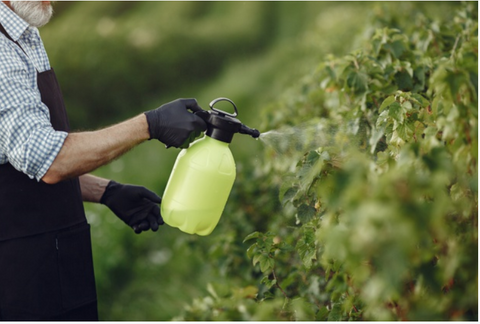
0, 2, 67, 181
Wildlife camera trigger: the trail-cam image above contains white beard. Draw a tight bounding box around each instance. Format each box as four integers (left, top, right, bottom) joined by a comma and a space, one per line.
10, 1, 53, 28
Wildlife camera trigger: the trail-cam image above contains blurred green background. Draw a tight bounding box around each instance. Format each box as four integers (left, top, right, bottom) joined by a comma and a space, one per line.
39, 1, 465, 320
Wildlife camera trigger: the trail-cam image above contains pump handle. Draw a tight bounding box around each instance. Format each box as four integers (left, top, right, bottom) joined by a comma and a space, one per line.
209, 97, 238, 118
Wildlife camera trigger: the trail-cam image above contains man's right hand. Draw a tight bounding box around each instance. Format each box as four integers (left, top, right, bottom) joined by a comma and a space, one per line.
144, 98, 207, 148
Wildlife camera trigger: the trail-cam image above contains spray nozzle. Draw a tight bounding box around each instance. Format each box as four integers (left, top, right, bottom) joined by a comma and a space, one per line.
196, 98, 260, 143
239, 124, 260, 138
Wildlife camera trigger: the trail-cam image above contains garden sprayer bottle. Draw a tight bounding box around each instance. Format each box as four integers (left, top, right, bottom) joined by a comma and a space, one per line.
161, 98, 260, 236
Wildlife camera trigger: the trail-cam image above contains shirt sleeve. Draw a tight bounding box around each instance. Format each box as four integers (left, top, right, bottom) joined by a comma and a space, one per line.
0, 40, 67, 181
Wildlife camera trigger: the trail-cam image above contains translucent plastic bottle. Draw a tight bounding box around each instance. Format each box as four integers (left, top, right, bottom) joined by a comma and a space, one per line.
161, 136, 235, 235
161, 98, 259, 236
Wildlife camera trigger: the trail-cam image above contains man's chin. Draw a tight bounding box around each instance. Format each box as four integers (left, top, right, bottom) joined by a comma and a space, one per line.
10, 1, 54, 28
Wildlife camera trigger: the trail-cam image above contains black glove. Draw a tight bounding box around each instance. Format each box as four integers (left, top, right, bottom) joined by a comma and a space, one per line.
144, 98, 207, 148
100, 181, 164, 234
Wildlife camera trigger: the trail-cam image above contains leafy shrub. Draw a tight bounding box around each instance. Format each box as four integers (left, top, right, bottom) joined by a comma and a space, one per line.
176, 2, 477, 321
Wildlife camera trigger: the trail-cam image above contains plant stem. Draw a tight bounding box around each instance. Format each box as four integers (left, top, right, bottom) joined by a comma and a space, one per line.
450, 35, 460, 61
272, 268, 288, 299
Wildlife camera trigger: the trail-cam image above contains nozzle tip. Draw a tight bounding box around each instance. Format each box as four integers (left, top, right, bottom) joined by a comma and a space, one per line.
239, 124, 260, 138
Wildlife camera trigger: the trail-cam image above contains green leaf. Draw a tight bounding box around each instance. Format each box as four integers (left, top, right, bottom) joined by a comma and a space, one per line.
390, 39, 407, 58
261, 275, 277, 289
445, 69, 468, 99
306, 150, 320, 164
206, 283, 219, 299
282, 187, 298, 206
246, 243, 257, 259
328, 302, 343, 321
253, 253, 263, 267
413, 65, 427, 91
388, 101, 404, 123
279, 175, 296, 202
394, 70, 413, 91
296, 227, 317, 269
396, 121, 414, 141
297, 203, 316, 223
379, 95, 396, 112
263, 232, 275, 252
346, 70, 368, 95
243, 231, 263, 243
411, 93, 430, 108
431, 95, 443, 118
316, 306, 329, 321
259, 255, 275, 273
369, 125, 386, 154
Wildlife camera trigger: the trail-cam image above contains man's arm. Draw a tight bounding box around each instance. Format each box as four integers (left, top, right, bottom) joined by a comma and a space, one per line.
42, 114, 149, 184
41, 98, 207, 185
79, 173, 109, 203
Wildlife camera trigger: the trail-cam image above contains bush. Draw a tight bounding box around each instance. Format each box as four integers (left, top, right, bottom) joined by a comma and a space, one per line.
176, 2, 477, 320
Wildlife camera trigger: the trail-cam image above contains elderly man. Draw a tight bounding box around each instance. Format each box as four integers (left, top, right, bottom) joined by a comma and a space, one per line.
0, 1, 206, 320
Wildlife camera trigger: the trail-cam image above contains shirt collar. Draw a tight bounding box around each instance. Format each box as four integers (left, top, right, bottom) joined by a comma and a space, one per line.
0, 2, 31, 42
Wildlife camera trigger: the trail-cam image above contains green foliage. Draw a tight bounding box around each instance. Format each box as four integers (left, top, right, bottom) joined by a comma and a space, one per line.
177, 1, 478, 321
39, 1, 477, 321
42, 1, 329, 129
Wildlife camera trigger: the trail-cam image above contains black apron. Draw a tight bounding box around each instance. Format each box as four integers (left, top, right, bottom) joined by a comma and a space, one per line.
0, 25, 97, 320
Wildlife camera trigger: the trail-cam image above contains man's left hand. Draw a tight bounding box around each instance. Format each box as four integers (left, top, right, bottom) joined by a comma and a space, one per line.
100, 181, 164, 234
